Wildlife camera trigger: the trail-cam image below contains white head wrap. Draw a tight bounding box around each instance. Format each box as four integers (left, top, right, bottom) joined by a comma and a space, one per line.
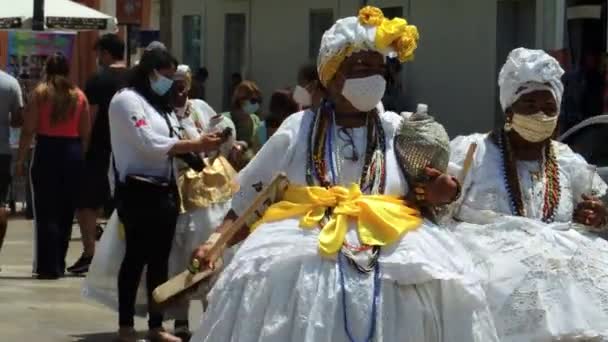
174, 64, 191, 81
498, 47, 565, 112
145, 41, 167, 51
317, 7, 419, 86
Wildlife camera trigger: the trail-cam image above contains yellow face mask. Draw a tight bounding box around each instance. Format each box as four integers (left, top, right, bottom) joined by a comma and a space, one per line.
510, 112, 558, 143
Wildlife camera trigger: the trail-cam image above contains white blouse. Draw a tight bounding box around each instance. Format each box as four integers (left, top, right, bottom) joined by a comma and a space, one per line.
448, 133, 608, 224
109, 89, 180, 182
231, 109, 406, 216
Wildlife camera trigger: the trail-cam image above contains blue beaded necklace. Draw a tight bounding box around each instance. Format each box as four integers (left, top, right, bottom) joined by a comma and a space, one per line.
338, 251, 381, 342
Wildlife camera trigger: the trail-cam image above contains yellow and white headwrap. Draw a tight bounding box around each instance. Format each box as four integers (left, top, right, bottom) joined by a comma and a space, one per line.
317, 6, 419, 87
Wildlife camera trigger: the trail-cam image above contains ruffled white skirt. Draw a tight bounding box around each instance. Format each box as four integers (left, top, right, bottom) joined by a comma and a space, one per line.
82, 203, 231, 318
451, 216, 608, 342
169, 202, 231, 280
191, 219, 499, 342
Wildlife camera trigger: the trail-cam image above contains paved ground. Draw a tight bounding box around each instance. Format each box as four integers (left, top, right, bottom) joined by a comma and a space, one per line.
0, 218, 202, 342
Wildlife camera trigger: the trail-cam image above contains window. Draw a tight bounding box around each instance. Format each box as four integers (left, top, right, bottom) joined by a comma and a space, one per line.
381, 6, 403, 19
309, 9, 334, 60
183, 15, 202, 72
223, 13, 246, 110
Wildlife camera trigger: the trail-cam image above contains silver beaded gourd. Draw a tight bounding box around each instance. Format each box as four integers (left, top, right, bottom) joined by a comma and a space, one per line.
394, 104, 450, 194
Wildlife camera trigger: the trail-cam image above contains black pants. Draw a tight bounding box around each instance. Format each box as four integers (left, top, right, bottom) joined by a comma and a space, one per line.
31, 136, 83, 277
0, 154, 12, 206
116, 179, 178, 329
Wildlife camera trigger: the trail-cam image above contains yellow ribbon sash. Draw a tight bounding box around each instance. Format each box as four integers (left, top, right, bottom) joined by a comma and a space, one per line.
251, 183, 423, 256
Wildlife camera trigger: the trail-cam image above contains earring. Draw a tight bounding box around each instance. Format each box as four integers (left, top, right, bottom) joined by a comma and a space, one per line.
504, 119, 512, 132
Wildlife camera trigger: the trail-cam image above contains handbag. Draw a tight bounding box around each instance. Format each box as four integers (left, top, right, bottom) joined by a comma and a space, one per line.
177, 155, 239, 212
113, 111, 181, 221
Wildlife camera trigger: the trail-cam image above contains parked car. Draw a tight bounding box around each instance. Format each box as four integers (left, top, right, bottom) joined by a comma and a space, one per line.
559, 115, 608, 183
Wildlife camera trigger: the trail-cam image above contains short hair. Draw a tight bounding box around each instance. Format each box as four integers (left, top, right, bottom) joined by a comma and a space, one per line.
268, 88, 299, 126
231, 80, 261, 109
197, 67, 209, 80
95, 34, 125, 60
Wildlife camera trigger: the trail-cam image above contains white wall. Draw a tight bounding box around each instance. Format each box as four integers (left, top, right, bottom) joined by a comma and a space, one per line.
176, 0, 500, 135
150, 0, 162, 30
249, 0, 342, 111
406, 0, 498, 135
171, 0, 205, 64
99, 0, 116, 17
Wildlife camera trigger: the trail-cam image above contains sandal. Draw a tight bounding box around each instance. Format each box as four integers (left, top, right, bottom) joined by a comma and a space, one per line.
116, 327, 137, 342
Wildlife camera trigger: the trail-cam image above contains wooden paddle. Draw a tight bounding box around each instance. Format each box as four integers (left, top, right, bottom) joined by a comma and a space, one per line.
459, 142, 478, 184
152, 173, 290, 304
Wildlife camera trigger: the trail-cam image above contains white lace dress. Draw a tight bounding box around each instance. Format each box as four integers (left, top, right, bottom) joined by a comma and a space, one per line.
191, 110, 499, 342
449, 133, 608, 342
168, 100, 235, 297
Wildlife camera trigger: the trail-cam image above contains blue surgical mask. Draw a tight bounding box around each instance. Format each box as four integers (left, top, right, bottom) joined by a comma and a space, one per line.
150, 71, 174, 96
242, 100, 260, 114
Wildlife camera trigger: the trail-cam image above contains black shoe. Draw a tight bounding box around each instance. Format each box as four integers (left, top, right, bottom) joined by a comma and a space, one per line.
174, 328, 191, 342
36, 273, 61, 280
67, 254, 93, 274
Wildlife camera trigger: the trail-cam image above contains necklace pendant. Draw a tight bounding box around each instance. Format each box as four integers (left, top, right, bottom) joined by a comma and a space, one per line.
530, 171, 541, 182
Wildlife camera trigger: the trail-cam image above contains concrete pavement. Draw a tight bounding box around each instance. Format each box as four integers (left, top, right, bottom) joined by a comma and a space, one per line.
0, 218, 201, 342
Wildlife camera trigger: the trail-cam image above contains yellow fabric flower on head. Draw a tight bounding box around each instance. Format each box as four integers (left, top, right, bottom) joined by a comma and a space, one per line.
375, 17, 409, 50
358, 6, 385, 26
394, 25, 420, 63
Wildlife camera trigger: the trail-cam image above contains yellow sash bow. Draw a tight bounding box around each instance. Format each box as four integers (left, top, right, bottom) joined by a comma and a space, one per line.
251, 184, 422, 256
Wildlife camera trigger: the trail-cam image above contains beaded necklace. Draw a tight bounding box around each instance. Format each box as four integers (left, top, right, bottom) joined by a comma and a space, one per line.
305, 101, 386, 193
305, 101, 387, 341
494, 129, 561, 223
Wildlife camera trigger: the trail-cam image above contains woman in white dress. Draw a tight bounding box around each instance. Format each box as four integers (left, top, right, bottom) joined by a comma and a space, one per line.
169, 65, 239, 340
448, 47, 608, 341
190, 7, 499, 342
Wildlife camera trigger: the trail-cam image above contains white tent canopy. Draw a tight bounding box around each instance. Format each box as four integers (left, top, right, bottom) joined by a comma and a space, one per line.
0, 0, 117, 32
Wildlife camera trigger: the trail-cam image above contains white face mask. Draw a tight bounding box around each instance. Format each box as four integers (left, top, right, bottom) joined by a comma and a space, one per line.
341, 75, 387, 112
293, 85, 312, 107
510, 112, 558, 143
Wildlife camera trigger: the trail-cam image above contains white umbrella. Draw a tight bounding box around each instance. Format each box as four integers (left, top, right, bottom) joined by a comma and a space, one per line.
0, 0, 117, 32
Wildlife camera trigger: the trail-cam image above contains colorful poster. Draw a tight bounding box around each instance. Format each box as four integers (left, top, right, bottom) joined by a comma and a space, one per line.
6, 32, 76, 147
6, 31, 76, 84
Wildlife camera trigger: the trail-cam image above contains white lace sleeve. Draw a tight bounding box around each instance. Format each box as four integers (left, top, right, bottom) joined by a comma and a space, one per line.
189, 99, 217, 128
555, 142, 608, 201
443, 134, 488, 220
231, 113, 302, 216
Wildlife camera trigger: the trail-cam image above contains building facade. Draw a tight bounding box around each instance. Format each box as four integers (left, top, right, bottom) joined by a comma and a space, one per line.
170, 0, 573, 135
